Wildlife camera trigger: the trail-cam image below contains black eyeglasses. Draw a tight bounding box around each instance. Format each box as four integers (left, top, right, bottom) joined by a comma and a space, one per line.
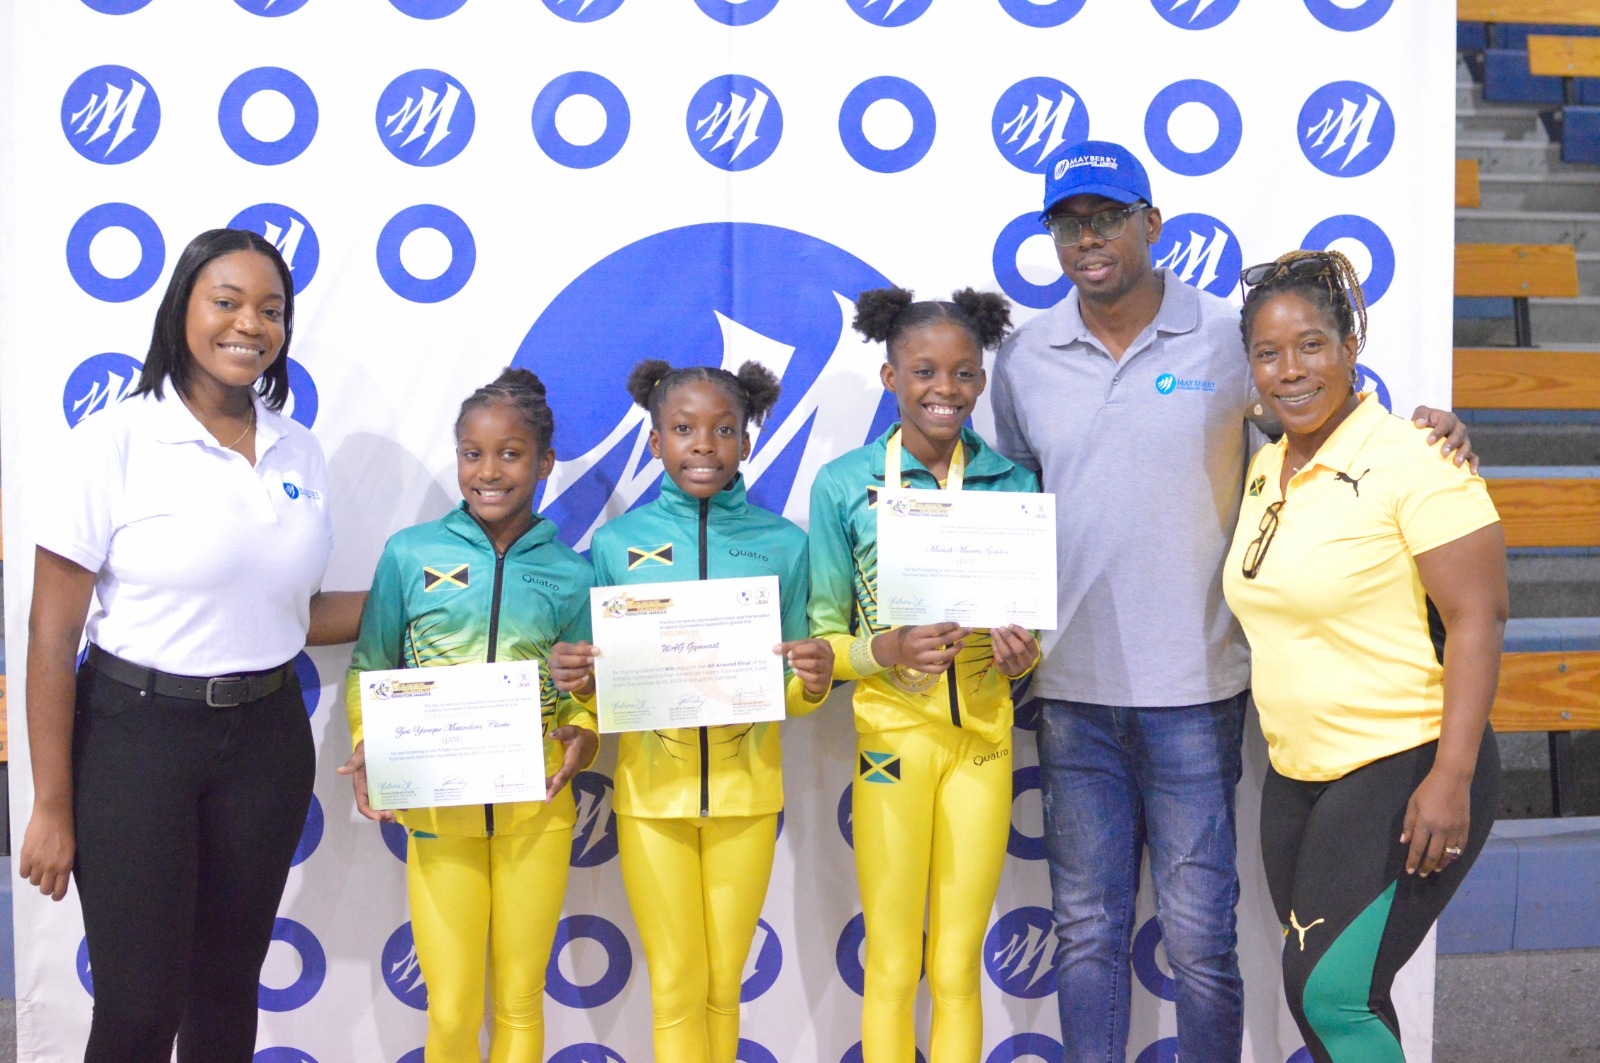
1239, 254, 1335, 290
1044, 202, 1147, 246
1241, 500, 1284, 580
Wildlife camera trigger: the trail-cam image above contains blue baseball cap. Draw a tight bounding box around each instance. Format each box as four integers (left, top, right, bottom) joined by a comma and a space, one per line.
1039, 140, 1154, 221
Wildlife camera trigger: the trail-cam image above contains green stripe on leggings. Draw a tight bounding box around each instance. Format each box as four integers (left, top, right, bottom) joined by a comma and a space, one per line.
1302, 881, 1404, 1063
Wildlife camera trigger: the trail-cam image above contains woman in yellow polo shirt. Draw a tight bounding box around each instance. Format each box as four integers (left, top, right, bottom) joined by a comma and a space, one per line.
1223, 250, 1505, 1063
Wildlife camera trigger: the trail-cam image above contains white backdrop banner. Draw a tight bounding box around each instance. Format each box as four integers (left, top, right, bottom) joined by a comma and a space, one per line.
1, 1, 1455, 1061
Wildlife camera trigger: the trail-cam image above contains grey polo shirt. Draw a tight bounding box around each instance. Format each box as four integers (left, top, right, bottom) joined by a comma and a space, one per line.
991, 269, 1253, 707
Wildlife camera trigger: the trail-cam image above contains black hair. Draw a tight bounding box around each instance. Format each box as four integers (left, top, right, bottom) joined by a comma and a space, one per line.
130, 228, 296, 410
851, 287, 1012, 359
456, 367, 556, 452
625, 359, 782, 429
1239, 249, 1368, 356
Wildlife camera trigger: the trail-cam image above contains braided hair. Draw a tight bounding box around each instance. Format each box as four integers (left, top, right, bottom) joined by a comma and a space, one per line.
625, 360, 782, 429
852, 287, 1013, 358
1239, 249, 1368, 356
456, 368, 555, 451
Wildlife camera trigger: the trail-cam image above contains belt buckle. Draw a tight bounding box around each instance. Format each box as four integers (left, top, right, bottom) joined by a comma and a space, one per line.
205, 676, 250, 708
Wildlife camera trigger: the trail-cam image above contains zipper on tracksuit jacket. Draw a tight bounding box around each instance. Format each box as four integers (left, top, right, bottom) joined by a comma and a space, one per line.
946, 664, 962, 728
698, 497, 711, 818
475, 518, 540, 838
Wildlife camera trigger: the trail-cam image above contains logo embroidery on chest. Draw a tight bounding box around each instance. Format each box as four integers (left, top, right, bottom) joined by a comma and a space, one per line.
422, 564, 469, 591
1335, 469, 1370, 497
627, 543, 673, 569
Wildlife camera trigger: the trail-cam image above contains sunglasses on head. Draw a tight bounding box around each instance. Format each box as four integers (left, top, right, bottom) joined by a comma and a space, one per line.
1238, 254, 1336, 290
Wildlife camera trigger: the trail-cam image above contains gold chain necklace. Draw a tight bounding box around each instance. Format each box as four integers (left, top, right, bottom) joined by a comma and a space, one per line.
220, 406, 256, 450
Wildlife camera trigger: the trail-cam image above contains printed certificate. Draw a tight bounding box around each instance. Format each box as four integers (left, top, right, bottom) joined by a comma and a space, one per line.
360, 661, 546, 810
878, 489, 1058, 629
591, 575, 786, 733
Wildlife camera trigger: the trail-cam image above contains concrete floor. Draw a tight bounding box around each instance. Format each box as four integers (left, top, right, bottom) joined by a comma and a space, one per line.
1436, 948, 1600, 1062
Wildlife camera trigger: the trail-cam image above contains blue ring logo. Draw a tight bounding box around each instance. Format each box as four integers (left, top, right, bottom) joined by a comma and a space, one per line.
390, 0, 471, 16
847, 0, 931, 25
63, 352, 142, 427
834, 913, 869, 995
377, 69, 474, 167
543, 0, 625, 19
533, 72, 630, 169
284, 357, 319, 430
291, 793, 323, 867
1303, 0, 1391, 31
252, 1051, 319, 1063
62, 65, 159, 164
228, 203, 319, 293
1356, 364, 1392, 412
983, 906, 1059, 998
396, 1051, 426, 1063
66, 203, 165, 303
986, 1033, 1065, 1063
381, 820, 410, 862
258, 918, 326, 1012
234, 0, 309, 14
1008, 765, 1045, 860
993, 213, 1071, 311
1302, 214, 1395, 306
1151, 0, 1238, 29
1133, 1038, 1180, 1063
693, 0, 779, 24
1155, 373, 1177, 395
1131, 917, 1176, 1001
1144, 80, 1242, 177
292, 650, 320, 717
218, 68, 318, 166
839, 76, 936, 174
687, 75, 782, 171
738, 1041, 779, 1063
1152, 212, 1243, 298
76, 936, 94, 995
81, 0, 152, 11
546, 914, 632, 1008
570, 771, 619, 867
1287, 1049, 1315, 1063
740, 918, 783, 1002
381, 923, 429, 1010
837, 782, 854, 849
548, 1048, 628, 1063
997, 0, 1085, 27
843, 1045, 926, 1063
992, 77, 1090, 174
1298, 80, 1394, 177
512, 223, 895, 545
376, 205, 476, 303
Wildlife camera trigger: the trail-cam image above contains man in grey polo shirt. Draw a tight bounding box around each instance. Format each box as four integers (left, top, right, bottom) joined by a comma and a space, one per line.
990, 140, 1471, 1063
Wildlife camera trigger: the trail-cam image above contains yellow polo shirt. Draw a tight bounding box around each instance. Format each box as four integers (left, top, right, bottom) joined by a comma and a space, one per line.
1223, 395, 1500, 782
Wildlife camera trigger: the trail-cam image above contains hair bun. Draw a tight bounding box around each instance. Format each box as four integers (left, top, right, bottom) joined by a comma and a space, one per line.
949, 288, 1013, 350
733, 361, 782, 427
852, 287, 915, 344
493, 367, 547, 399
625, 359, 674, 410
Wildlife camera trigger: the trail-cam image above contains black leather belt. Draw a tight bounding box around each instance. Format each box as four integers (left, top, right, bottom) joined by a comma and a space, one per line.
85, 645, 294, 708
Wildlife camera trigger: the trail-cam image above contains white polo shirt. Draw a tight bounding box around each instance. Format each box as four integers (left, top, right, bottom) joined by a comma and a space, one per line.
35, 387, 333, 676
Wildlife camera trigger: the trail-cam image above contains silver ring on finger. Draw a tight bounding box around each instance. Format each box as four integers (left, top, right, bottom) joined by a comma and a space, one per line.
1444, 845, 1464, 856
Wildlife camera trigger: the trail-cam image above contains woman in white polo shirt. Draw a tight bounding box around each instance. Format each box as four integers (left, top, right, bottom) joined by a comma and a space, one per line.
20, 229, 364, 1063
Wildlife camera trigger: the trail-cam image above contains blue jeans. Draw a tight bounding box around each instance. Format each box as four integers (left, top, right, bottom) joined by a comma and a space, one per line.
1036, 693, 1247, 1063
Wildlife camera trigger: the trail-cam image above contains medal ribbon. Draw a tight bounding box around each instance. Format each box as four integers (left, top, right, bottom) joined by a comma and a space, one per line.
884, 428, 965, 492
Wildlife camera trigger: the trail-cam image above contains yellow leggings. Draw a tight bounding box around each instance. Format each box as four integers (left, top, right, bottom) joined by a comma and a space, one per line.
854, 726, 1013, 1062
406, 826, 573, 1063
617, 812, 779, 1063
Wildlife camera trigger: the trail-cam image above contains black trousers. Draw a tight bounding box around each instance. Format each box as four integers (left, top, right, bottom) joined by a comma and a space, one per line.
1260, 728, 1499, 1063
72, 663, 315, 1063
